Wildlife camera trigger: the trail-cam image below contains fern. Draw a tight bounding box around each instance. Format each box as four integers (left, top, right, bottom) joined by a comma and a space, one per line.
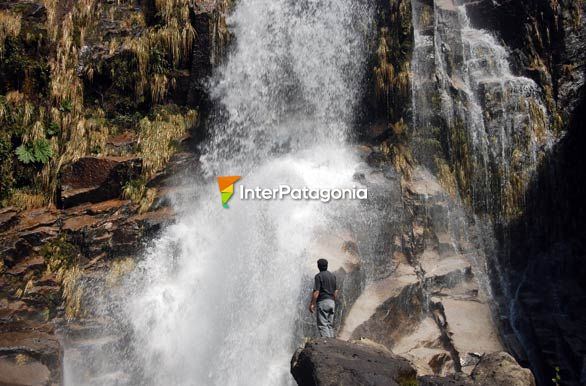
32, 139, 53, 164
15, 139, 53, 164
15, 144, 35, 164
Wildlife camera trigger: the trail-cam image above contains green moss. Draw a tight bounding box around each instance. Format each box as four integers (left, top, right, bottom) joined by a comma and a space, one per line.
0, 36, 49, 95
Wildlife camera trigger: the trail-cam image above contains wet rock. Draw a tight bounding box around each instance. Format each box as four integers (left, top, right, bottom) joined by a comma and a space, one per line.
110, 207, 175, 256
0, 354, 51, 386
337, 166, 507, 379
85, 199, 133, 216
339, 263, 419, 342
291, 338, 417, 386
6, 255, 45, 276
0, 327, 63, 385
62, 215, 100, 232
19, 226, 60, 248
146, 152, 200, 189
17, 209, 59, 231
0, 300, 38, 321
59, 156, 142, 208
105, 133, 137, 155
0, 208, 19, 233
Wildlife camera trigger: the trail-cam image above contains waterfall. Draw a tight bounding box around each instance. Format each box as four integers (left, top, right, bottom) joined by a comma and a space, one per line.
64, 1, 375, 385
411, 0, 552, 218
411, 0, 555, 378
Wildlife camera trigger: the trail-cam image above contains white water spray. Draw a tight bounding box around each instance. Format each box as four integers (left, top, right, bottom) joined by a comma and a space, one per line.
65, 1, 374, 385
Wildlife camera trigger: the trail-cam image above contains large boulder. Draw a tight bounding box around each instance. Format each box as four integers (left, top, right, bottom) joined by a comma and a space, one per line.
59, 156, 142, 208
471, 352, 536, 386
290, 340, 535, 386
291, 338, 417, 386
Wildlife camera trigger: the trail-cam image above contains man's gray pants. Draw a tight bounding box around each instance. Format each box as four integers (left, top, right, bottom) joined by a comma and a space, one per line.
316, 299, 335, 338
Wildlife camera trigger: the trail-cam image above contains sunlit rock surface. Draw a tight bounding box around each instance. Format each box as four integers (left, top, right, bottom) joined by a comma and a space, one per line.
337, 167, 504, 377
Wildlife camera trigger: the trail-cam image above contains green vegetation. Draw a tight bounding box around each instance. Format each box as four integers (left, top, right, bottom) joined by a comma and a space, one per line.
0, 0, 200, 208
552, 366, 561, 386
138, 106, 198, 178
15, 138, 53, 164
41, 237, 84, 319
122, 178, 157, 214
41, 237, 78, 274
58, 99, 72, 113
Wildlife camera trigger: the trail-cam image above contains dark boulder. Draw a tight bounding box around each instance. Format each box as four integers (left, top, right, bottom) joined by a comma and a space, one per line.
418, 375, 472, 386
291, 338, 417, 386
59, 156, 142, 208
290, 339, 535, 386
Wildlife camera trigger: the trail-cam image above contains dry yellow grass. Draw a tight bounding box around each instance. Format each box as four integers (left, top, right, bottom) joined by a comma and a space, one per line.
435, 157, 458, 198
42, 110, 110, 197
374, 32, 394, 97
138, 109, 197, 178
105, 258, 136, 286
155, 0, 191, 25
122, 178, 158, 214
0, 10, 21, 56
1, 93, 46, 142
123, 0, 195, 99
151, 73, 169, 103
5, 90, 24, 104
6, 190, 48, 210
42, 0, 58, 41
125, 23, 195, 98
61, 265, 83, 320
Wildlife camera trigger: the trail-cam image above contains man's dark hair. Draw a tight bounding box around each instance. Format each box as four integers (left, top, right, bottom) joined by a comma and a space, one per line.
317, 259, 328, 271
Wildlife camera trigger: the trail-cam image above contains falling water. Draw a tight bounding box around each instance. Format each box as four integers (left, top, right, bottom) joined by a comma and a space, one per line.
64, 0, 375, 385
411, 0, 555, 378
412, 0, 551, 216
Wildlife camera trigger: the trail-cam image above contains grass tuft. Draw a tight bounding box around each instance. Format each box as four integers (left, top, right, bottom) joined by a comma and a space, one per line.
61, 265, 83, 320
5, 189, 47, 210
138, 108, 197, 179
105, 258, 136, 286
0, 10, 21, 57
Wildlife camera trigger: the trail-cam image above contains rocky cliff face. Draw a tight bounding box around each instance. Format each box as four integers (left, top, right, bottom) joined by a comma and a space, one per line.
463, 1, 586, 384
0, 0, 227, 384
363, 0, 585, 384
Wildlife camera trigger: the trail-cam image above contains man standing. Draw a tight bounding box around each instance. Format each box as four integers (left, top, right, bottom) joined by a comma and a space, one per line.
309, 258, 338, 338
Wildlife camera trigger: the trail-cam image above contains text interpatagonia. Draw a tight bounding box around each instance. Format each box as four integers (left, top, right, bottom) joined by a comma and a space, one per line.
239, 185, 368, 203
